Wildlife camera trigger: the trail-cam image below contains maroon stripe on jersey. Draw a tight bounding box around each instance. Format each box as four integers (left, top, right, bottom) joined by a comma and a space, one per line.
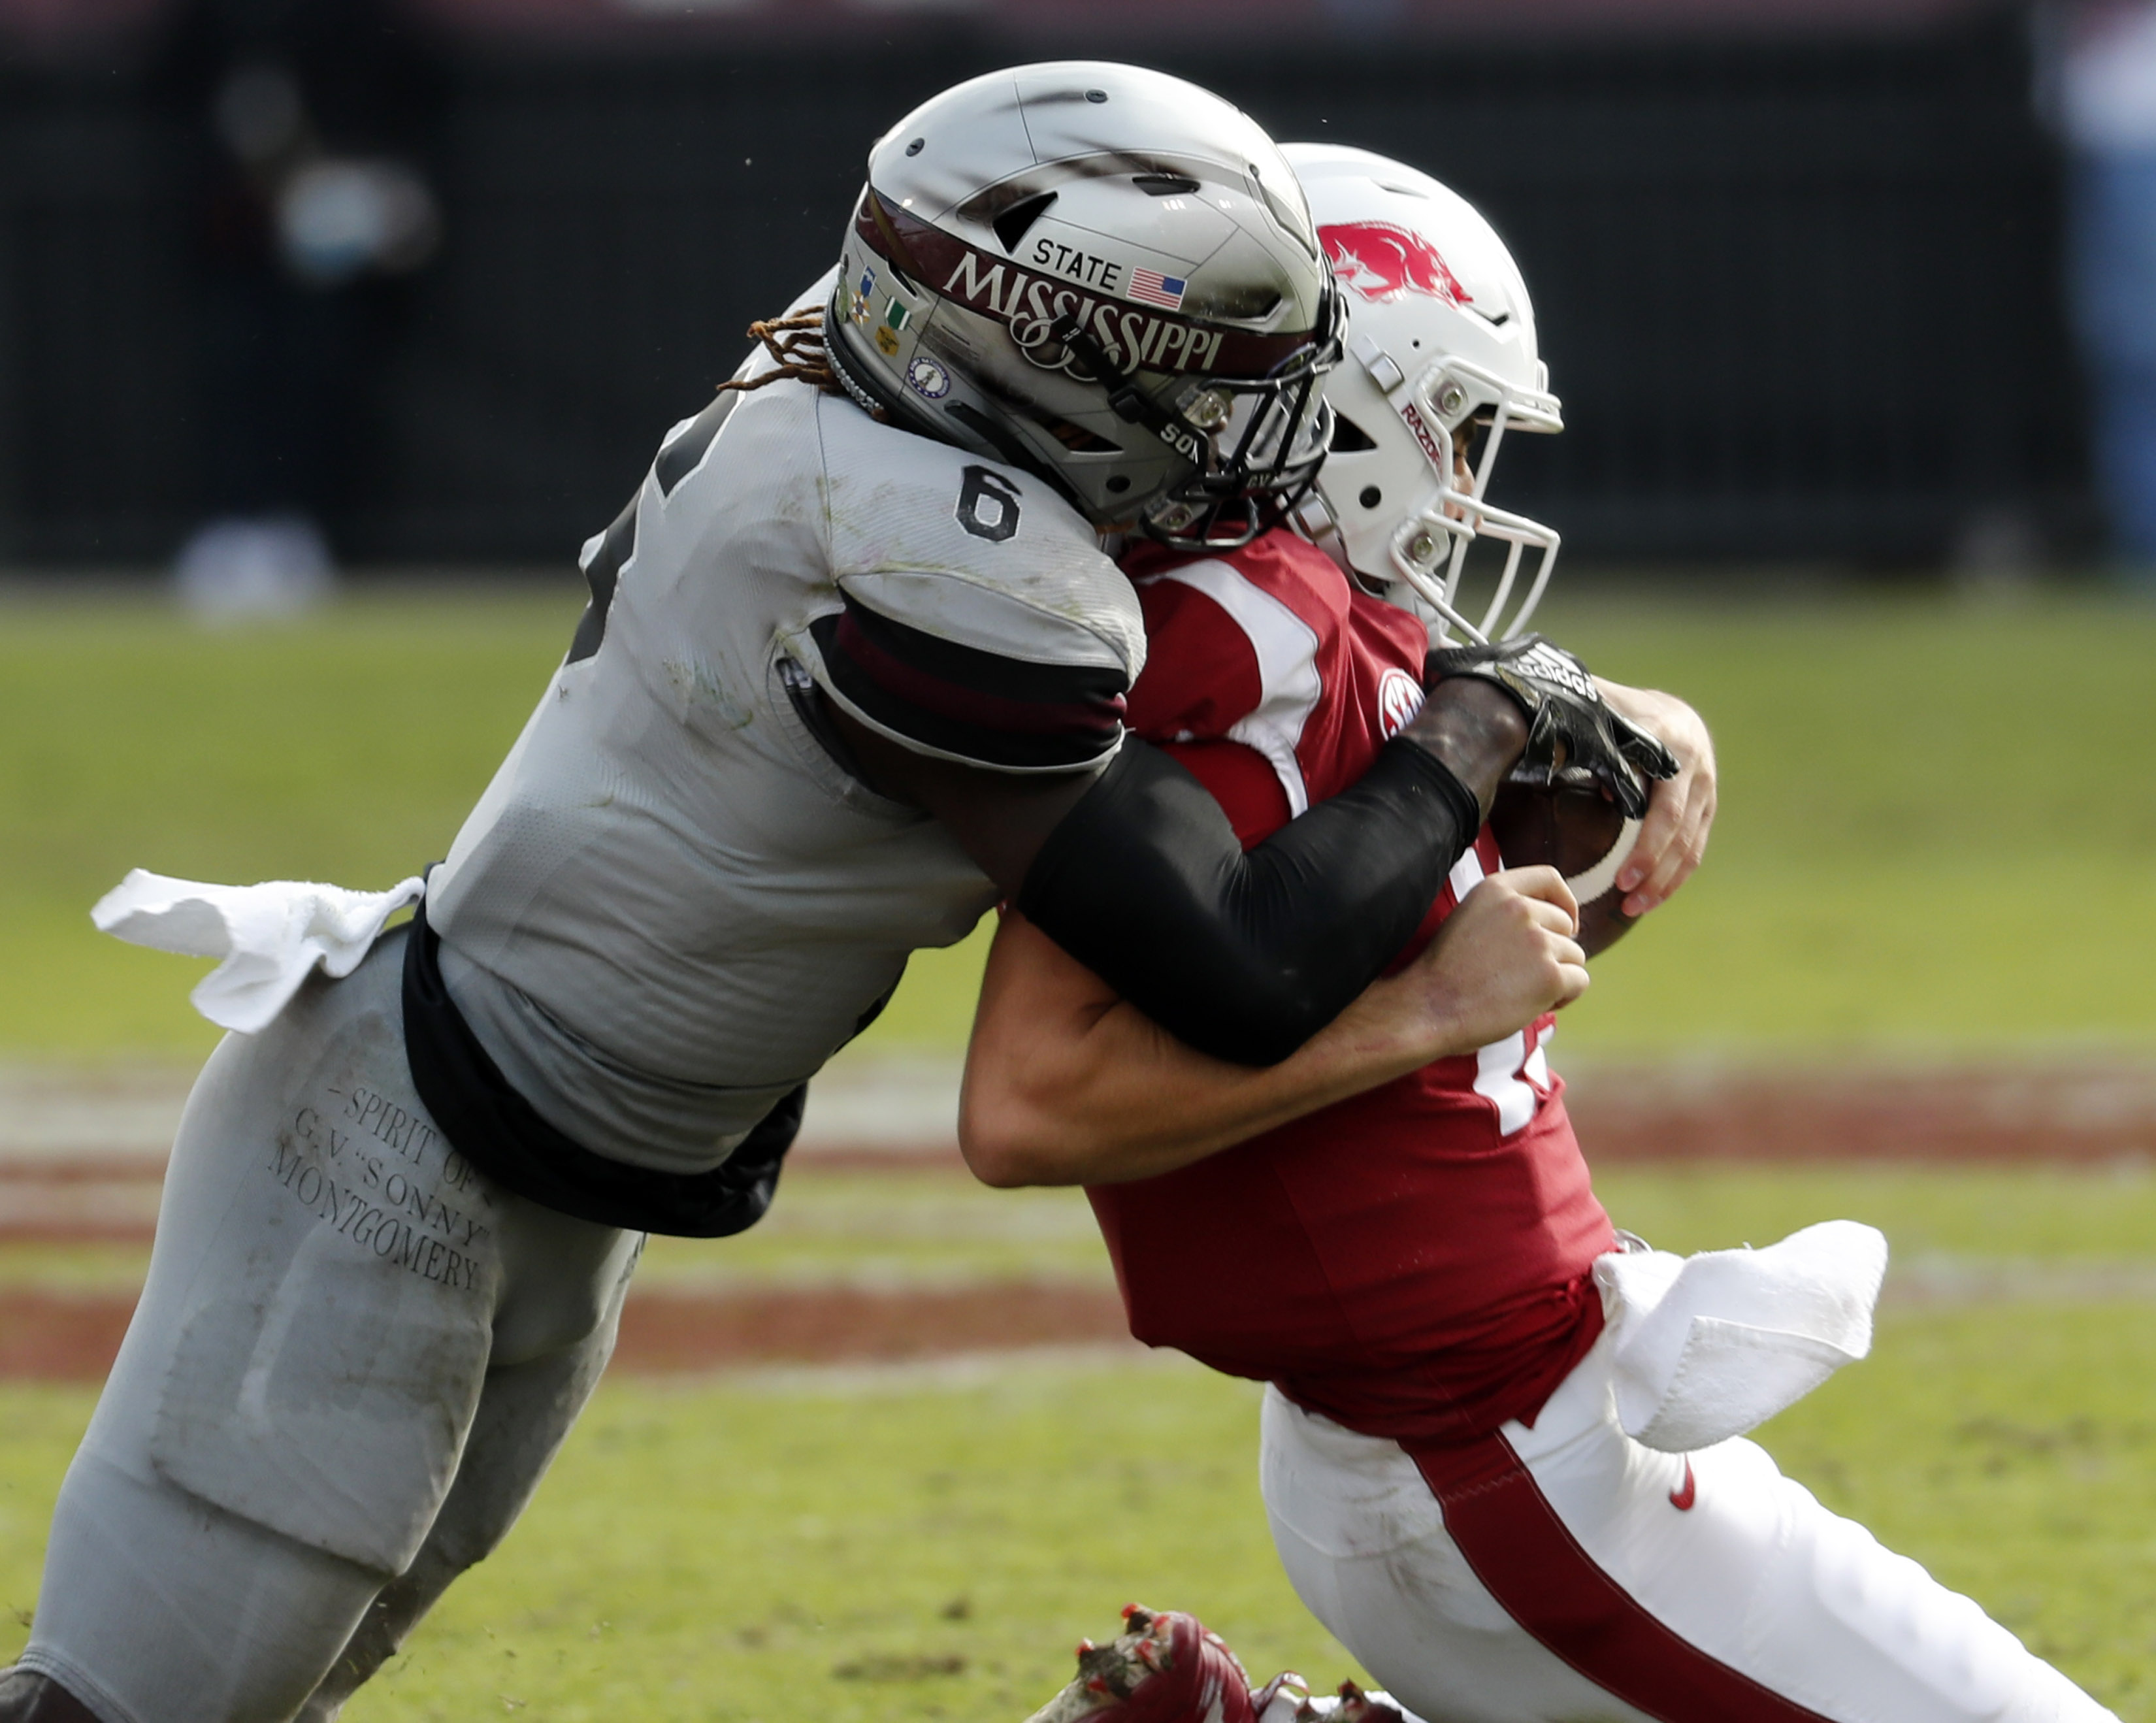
1405, 1433, 1836, 1723
810, 606, 1126, 772
833, 608, 1124, 737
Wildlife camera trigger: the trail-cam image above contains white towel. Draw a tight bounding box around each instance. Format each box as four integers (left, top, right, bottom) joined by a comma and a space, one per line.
1594, 1219, 1889, 1453
91, 868, 426, 1034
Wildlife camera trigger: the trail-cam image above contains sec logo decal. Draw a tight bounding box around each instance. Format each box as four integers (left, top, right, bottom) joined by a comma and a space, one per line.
1377, 666, 1424, 738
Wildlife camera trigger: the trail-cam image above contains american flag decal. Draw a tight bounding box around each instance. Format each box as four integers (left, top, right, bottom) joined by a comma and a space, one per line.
1128, 268, 1188, 311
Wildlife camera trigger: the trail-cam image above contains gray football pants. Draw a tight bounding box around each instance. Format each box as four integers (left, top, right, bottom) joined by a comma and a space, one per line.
18, 928, 642, 1723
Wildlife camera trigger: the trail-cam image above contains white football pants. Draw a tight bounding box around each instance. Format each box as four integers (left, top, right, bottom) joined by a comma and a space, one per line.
1260, 1336, 2116, 1723
18, 929, 641, 1723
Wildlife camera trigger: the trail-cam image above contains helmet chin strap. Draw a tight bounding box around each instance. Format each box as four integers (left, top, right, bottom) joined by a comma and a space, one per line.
1048, 312, 1330, 551
1049, 314, 1211, 455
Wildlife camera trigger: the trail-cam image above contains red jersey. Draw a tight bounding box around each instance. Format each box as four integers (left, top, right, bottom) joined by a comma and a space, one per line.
1088, 531, 1617, 1445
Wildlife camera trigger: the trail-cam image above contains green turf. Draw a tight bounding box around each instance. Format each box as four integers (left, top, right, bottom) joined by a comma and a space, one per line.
634, 1168, 1116, 1292
8, 583, 2152, 1715
5, 1162, 2155, 1713
1527, 585, 2156, 1055
8, 1159, 2156, 1719
1591, 1160, 2156, 1262
636, 1158, 2156, 1293
5, 583, 2152, 1060
2, 1302, 2153, 1721
6, 1160, 2155, 1301
0, 590, 581, 1057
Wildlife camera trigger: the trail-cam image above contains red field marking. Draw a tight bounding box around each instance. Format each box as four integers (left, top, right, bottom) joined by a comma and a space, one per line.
0, 1166, 163, 1243
0, 1293, 138, 1381
0, 1156, 167, 1184
0, 1284, 1137, 1383
0, 1152, 967, 1245
5, 1064, 2152, 1252
1563, 1064, 2156, 1165
614, 1285, 1135, 1371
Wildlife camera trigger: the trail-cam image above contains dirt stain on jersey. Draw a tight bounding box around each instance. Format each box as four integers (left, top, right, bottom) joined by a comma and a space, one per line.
664, 657, 756, 729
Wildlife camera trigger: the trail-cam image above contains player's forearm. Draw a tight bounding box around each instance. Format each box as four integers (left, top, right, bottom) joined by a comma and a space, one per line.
961, 870, 1592, 1188
1397, 675, 1531, 821
1592, 676, 1717, 915
958, 913, 1441, 1188
1013, 732, 1489, 1066
844, 684, 1526, 1070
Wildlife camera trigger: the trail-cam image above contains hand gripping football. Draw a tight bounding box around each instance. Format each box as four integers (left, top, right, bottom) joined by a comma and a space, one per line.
1488, 768, 1642, 957
1427, 634, 1676, 819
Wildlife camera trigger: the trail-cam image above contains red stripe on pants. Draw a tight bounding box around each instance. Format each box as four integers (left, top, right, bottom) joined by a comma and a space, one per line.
1404, 1432, 1834, 1723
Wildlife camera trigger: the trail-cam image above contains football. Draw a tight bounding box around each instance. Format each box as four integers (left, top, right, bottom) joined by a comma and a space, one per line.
1486, 775, 1644, 957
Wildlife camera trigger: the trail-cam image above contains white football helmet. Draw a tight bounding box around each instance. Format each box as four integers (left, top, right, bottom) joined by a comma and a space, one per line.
1282, 143, 1563, 644
826, 64, 1341, 550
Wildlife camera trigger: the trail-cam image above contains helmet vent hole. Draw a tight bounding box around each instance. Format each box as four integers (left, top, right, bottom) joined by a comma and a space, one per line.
905, 137, 925, 157
1041, 416, 1120, 455
1358, 485, 1382, 510
1105, 475, 1132, 494
1330, 414, 1378, 453
991, 189, 1060, 255
1085, 89, 1109, 103
1132, 174, 1201, 197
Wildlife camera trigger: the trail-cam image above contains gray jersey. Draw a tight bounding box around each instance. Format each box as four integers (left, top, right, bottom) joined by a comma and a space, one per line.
428, 342, 1145, 1175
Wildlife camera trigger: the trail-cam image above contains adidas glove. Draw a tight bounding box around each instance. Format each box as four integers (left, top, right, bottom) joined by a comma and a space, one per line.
1426, 634, 1678, 819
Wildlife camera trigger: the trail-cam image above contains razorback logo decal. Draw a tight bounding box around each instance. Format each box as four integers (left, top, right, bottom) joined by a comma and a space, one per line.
1320, 220, 1471, 307
857, 193, 1318, 381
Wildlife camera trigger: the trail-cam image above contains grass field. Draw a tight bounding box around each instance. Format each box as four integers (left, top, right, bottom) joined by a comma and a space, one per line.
5, 1160, 2156, 1717
2, 579, 2153, 1060
3, 579, 2155, 1716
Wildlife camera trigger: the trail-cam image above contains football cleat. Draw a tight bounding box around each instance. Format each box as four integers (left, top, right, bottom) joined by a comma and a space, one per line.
1024, 1605, 1267, 1723
1309, 1681, 1408, 1723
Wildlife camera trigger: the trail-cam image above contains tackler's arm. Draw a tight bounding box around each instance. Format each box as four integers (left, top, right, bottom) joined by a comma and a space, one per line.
830, 676, 1533, 1067
956, 866, 1586, 1189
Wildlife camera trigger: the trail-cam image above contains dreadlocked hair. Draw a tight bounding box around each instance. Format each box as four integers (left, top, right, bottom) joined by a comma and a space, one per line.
715, 310, 845, 397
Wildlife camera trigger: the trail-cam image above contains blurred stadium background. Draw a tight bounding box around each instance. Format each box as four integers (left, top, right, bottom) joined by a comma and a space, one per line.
0, 0, 2105, 565
4, 1, 2156, 1718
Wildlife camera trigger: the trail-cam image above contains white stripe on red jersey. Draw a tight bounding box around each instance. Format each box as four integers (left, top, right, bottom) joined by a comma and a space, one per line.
1135, 557, 1325, 815
1098, 530, 1615, 1447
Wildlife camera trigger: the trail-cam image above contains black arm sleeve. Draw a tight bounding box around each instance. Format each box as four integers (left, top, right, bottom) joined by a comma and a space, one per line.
1014, 735, 1482, 1066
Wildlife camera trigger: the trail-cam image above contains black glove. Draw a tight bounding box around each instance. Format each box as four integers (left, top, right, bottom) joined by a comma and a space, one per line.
1426, 634, 1678, 818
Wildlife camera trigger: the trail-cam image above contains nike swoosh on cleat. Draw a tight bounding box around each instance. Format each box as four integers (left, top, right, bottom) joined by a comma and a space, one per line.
1669, 1458, 1697, 1511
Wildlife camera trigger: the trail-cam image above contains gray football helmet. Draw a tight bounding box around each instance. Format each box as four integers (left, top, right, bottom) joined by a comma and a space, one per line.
825, 63, 1341, 550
